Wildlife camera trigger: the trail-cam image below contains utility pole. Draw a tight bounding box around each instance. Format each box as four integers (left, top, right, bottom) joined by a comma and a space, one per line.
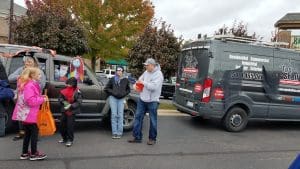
8, 0, 14, 44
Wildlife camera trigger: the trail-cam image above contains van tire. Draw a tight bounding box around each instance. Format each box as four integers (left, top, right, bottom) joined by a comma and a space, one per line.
223, 107, 248, 132
123, 102, 136, 131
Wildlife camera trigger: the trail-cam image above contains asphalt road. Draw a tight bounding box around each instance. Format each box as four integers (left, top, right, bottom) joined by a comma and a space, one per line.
0, 112, 300, 169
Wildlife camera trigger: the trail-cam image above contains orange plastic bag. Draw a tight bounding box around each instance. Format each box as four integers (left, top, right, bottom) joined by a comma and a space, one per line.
37, 98, 56, 136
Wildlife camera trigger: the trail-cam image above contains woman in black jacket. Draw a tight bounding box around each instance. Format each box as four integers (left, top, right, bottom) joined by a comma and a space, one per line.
104, 66, 130, 139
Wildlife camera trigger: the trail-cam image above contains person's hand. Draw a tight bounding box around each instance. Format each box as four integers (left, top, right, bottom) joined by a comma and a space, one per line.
43, 95, 48, 102
1, 52, 13, 58
136, 80, 144, 84
49, 49, 56, 57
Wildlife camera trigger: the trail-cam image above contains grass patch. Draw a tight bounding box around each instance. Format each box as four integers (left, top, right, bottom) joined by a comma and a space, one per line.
159, 102, 176, 110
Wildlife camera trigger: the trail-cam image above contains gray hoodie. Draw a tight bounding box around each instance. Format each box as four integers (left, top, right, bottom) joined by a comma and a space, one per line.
139, 65, 164, 102
8, 66, 46, 90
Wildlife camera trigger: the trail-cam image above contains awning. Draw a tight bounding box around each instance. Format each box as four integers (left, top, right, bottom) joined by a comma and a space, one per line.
105, 59, 127, 66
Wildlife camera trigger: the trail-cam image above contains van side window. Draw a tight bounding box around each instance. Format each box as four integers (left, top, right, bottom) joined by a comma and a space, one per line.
54, 60, 70, 82
8, 57, 23, 75
53, 60, 88, 84
37, 57, 47, 80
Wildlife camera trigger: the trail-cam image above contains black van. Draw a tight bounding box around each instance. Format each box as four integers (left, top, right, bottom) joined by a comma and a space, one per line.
173, 36, 300, 132
0, 44, 138, 132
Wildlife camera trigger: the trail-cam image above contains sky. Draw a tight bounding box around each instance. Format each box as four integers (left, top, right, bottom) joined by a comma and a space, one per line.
15, 0, 300, 42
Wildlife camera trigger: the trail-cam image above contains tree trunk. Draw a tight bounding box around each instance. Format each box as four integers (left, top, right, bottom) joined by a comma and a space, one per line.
91, 56, 96, 72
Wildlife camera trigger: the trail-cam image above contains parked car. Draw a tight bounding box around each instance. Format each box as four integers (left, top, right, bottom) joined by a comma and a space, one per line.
95, 70, 106, 78
102, 69, 116, 78
0, 44, 138, 132
173, 36, 300, 132
161, 78, 175, 99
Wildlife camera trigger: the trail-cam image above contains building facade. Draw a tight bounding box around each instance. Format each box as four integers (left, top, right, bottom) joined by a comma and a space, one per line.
275, 13, 300, 50
0, 1, 26, 43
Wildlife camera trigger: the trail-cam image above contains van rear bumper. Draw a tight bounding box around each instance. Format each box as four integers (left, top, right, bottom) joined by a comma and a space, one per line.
173, 101, 224, 118
172, 101, 204, 116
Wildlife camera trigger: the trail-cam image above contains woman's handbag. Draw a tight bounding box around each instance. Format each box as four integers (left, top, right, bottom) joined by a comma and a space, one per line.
37, 97, 56, 136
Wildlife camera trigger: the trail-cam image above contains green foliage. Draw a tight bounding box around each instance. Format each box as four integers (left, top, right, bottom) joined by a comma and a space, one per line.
13, 0, 88, 56
214, 20, 256, 39
128, 20, 182, 79
68, 0, 154, 70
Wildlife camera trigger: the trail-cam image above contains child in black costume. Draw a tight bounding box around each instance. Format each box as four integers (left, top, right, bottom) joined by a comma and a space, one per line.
58, 77, 82, 147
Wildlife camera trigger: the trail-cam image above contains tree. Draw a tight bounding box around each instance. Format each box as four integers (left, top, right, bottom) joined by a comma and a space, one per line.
215, 20, 257, 39
13, 0, 88, 56
65, 0, 154, 70
127, 20, 183, 79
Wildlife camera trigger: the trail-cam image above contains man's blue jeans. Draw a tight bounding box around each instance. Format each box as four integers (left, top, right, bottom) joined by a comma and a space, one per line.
132, 98, 159, 141
109, 96, 125, 136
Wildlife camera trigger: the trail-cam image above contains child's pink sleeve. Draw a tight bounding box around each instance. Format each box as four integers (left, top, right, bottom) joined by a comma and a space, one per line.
24, 83, 44, 107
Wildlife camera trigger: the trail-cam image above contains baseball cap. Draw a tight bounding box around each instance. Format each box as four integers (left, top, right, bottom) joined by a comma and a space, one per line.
143, 58, 157, 66
116, 66, 124, 72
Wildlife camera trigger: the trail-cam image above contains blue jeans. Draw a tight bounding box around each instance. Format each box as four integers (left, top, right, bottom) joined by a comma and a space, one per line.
109, 96, 125, 136
132, 98, 159, 141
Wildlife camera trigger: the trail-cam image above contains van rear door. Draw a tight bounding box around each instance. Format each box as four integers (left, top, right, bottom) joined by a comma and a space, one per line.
174, 48, 211, 110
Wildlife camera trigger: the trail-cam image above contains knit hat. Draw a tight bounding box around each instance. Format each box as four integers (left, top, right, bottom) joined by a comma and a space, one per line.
66, 77, 77, 88
116, 66, 124, 72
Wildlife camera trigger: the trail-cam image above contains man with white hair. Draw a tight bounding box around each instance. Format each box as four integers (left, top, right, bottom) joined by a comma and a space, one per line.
128, 58, 163, 145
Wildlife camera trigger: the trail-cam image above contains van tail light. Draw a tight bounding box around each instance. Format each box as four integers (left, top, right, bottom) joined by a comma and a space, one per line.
201, 78, 213, 103
194, 83, 202, 93
213, 87, 224, 100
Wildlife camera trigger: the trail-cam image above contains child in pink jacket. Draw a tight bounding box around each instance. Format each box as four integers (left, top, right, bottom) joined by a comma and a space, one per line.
12, 67, 47, 161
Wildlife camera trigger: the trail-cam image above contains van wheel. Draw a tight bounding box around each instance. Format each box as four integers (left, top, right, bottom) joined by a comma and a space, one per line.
123, 102, 136, 131
223, 107, 248, 132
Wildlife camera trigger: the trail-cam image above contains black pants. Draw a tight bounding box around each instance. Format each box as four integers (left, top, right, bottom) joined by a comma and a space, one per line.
22, 124, 38, 154
60, 113, 75, 142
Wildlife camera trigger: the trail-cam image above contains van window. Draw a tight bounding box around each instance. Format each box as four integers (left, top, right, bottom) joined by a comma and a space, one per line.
53, 60, 89, 83
54, 60, 70, 82
9, 57, 23, 75
179, 49, 210, 80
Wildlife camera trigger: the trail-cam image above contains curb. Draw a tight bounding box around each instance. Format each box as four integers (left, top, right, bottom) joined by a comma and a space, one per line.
157, 109, 188, 116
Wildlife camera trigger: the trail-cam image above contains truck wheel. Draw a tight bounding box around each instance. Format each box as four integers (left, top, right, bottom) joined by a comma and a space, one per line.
123, 102, 136, 131
223, 107, 248, 132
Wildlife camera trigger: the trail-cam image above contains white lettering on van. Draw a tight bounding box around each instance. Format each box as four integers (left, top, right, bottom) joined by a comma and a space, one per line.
250, 57, 269, 63
229, 55, 248, 61
242, 61, 257, 67
250, 67, 262, 71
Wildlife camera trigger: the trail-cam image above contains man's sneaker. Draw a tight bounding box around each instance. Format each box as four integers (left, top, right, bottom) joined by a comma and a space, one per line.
116, 135, 122, 139
20, 152, 31, 160
58, 139, 66, 143
29, 152, 47, 161
112, 134, 118, 139
147, 139, 156, 145
65, 141, 73, 147
128, 138, 142, 143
